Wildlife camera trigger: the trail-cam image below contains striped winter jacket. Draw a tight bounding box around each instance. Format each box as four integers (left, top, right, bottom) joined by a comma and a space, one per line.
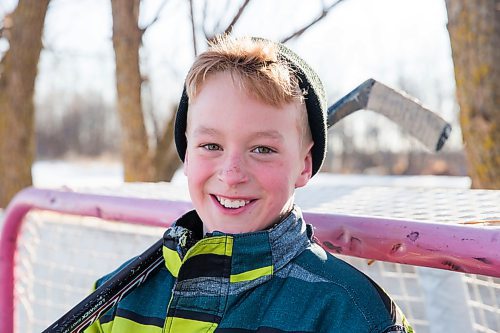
85, 207, 413, 333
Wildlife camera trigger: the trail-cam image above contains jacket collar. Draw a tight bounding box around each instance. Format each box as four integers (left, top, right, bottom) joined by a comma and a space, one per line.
162, 207, 312, 284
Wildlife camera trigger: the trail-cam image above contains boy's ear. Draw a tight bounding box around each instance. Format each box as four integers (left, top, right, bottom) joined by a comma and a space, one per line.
295, 144, 313, 188
183, 150, 189, 176
183, 132, 190, 176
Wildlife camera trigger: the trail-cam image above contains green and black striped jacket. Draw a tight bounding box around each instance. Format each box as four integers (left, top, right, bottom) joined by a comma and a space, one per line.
85, 207, 413, 333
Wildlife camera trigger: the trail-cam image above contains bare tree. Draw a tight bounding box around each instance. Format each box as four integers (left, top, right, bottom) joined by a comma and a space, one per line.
111, 0, 343, 183
111, 0, 154, 181
445, 0, 499, 189
111, 0, 180, 182
0, 0, 51, 207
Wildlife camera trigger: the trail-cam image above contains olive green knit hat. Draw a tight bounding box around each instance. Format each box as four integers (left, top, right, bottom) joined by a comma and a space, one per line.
174, 37, 328, 176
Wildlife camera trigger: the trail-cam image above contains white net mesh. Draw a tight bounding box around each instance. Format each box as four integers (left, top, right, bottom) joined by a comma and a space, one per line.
14, 211, 164, 333
464, 274, 500, 333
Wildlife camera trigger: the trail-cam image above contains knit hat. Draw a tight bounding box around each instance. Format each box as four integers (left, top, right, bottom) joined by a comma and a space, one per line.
174, 37, 328, 176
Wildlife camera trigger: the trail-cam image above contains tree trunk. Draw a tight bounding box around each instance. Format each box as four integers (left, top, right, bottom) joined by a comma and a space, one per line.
0, 0, 50, 207
111, 0, 153, 181
153, 107, 181, 181
445, 0, 500, 189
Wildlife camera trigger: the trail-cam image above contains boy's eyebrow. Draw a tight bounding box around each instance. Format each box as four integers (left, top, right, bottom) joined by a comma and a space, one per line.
192, 126, 220, 137
252, 130, 284, 141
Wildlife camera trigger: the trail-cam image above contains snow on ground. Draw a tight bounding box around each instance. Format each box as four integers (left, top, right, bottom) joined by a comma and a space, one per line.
31, 159, 472, 189
32, 159, 125, 188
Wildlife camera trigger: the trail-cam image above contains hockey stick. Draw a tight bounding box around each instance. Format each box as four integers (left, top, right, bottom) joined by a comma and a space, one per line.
42, 239, 164, 333
42, 79, 452, 332
328, 78, 451, 151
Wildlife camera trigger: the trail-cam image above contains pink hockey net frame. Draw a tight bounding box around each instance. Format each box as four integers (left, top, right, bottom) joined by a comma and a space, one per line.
1, 186, 499, 332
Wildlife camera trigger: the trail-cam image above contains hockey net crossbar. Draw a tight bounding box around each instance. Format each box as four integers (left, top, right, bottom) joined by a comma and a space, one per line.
1, 185, 499, 333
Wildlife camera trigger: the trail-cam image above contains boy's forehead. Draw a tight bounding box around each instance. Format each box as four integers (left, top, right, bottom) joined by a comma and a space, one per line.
189, 71, 244, 99
186, 100, 304, 133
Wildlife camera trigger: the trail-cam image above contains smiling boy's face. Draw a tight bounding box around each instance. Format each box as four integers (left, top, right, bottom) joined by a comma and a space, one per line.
184, 71, 313, 234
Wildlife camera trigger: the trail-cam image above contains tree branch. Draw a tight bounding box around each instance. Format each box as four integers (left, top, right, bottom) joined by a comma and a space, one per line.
222, 0, 251, 36
140, 0, 169, 36
212, 0, 231, 35
142, 75, 162, 143
201, 0, 210, 41
280, 0, 345, 44
188, 0, 198, 56
0, 14, 13, 39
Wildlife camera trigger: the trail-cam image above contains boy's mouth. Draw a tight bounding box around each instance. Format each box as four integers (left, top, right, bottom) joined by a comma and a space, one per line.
214, 195, 252, 209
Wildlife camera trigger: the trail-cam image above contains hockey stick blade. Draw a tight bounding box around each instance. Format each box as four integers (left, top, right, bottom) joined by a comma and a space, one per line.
327, 78, 452, 152
42, 239, 164, 333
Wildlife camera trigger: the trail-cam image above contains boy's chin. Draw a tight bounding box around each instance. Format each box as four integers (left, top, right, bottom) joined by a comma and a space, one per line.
203, 224, 260, 235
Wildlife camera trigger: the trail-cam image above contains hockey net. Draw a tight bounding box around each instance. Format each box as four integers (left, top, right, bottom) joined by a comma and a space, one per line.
1, 183, 499, 333
13, 212, 164, 332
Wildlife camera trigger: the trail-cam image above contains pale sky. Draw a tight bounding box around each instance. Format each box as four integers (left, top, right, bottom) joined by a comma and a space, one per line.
1, 0, 461, 150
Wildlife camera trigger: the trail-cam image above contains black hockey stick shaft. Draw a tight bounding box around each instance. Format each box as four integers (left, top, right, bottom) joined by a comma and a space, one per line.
42, 239, 164, 333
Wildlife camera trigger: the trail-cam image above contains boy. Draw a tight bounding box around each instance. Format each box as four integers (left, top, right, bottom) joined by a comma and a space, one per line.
86, 35, 413, 332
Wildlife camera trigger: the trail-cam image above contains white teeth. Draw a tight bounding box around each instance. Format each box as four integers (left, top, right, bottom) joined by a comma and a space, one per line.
216, 196, 250, 209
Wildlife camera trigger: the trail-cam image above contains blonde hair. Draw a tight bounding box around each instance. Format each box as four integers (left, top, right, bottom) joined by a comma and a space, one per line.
185, 35, 311, 144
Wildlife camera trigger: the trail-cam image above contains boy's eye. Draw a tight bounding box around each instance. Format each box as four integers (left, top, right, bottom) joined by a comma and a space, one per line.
252, 146, 275, 154
202, 143, 221, 151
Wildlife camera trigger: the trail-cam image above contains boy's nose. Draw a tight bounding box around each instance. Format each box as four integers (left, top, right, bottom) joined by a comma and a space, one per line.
217, 155, 248, 186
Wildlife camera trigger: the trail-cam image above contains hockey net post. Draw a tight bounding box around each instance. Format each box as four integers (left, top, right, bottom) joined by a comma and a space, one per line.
0, 187, 192, 333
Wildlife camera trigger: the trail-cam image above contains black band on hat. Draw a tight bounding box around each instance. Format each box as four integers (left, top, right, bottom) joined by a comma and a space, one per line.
174, 38, 327, 176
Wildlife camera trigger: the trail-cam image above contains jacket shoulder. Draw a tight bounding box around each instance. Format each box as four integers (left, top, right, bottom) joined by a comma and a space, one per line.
292, 244, 413, 333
